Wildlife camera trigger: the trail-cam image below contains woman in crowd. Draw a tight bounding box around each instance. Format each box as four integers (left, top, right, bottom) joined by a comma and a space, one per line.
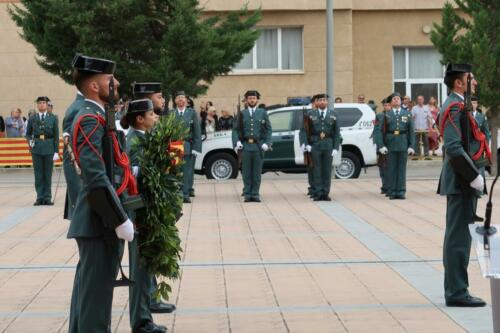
218, 106, 234, 130
428, 96, 440, 156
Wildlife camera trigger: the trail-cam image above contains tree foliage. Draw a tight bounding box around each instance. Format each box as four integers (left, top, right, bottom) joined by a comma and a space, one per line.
431, 0, 499, 119
9, 0, 261, 99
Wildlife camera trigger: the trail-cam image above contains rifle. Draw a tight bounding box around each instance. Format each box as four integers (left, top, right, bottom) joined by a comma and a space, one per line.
103, 77, 134, 287
63, 135, 81, 175
236, 95, 243, 166
303, 107, 313, 168
462, 73, 473, 156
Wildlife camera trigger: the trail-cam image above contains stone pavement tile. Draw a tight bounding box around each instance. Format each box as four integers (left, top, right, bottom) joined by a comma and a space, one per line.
253, 238, 300, 262
307, 266, 379, 306
320, 235, 378, 261
0, 318, 12, 332
229, 312, 288, 333
23, 270, 73, 313
225, 267, 276, 308
175, 268, 226, 309
182, 238, 222, 263
266, 266, 328, 307
220, 237, 260, 262
28, 239, 76, 265
283, 311, 347, 332
285, 235, 341, 262
389, 308, 465, 332
172, 313, 229, 333
0, 271, 16, 288
338, 309, 405, 332
349, 264, 429, 305
0, 271, 57, 312
4, 316, 65, 333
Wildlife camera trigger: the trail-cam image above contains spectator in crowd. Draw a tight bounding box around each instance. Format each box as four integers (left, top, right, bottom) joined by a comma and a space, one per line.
218, 106, 234, 130
357, 94, 365, 103
204, 106, 218, 134
187, 96, 194, 109
199, 101, 207, 119
5, 108, 24, 138
428, 96, 440, 156
47, 101, 54, 114
402, 96, 411, 110
258, 103, 266, 109
0, 114, 5, 137
334, 97, 342, 103
367, 100, 377, 112
411, 95, 432, 160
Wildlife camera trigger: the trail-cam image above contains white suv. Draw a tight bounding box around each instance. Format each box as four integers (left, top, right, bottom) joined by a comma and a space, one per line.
195, 103, 378, 180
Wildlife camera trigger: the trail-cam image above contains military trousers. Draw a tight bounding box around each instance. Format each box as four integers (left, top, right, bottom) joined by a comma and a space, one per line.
182, 155, 195, 199
242, 149, 263, 199
32, 153, 54, 201
307, 166, 314, 195
387, 151, 407, 196
63, 153, 82, 219
129, 237, 153, 330
311, 148, 333, 197
443, 193, 475, 301
69, 237, 121, 333
378, 164, 388, 193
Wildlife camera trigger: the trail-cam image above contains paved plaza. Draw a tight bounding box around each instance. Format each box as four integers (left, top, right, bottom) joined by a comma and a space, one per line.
0, 167, 496, 332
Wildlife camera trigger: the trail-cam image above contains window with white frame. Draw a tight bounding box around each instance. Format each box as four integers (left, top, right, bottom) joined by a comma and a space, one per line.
393, 47, 446, 105
234, 27, 303, 72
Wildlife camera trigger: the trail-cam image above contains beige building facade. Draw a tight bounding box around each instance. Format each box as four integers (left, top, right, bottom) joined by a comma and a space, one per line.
0, 0, 450, 121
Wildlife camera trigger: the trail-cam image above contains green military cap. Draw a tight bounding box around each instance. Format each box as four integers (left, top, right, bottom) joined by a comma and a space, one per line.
126, 99, 154, 115
133, 82, 162, 96
387, 92, 401, 102
244, 90, 261, 99
175, 91, 187, 98
36, 96, 50, 102
72, 54, 116, 74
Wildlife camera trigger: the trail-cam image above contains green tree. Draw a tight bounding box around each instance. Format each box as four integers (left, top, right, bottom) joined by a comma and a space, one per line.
431, 0, 499, 173
9, 0, 261, 99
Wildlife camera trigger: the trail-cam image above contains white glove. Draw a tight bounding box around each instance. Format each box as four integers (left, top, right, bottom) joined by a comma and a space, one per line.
301, 144, 307, 152
132, 166, 139, 177
115, 219, 134, 242
62, 132, 70, 139
261, 143, 269, 151
470, 174, 485, 192
236, 141, 243, 150
331, 149, 338, 157
192, 150, 201, 157
29, 140, 34, 148
407, 148, 415, 155
379, 147, 388, 155
306, 145, 312, 153
53, 153, 60, 161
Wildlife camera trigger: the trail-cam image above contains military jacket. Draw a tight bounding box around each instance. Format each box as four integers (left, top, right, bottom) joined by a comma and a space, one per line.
438, 92, 483, 195
67, 100, 128, 238
299, 108, 314, 146
174, 107, 202, 155
302, 108, 341, 151
232, 107, 272, 152
63, 93, 85, 136
474, 111, 491, 142
374, 108, 415, 152
26, 112, 59, 155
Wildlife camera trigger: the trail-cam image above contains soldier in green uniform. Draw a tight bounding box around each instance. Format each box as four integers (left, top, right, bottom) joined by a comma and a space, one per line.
232, 90, 272, 202
121, 99, 167, 333
439, 64, 488, 307
301, 94, 341, 201
62, 57, 86, 219
373, 97, 391, 195
133, 82, 166, 117
26, 96, 60, 205
300, 95, 319, 197
68, 55, 136, 332
132, 82, 176, 315
374, 92, 415, 199
173, 91, 202, 203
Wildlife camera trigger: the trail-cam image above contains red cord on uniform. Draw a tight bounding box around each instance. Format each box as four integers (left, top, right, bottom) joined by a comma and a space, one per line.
72, 113, 138, 196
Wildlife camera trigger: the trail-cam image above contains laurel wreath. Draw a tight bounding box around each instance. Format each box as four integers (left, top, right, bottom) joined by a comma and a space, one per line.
134, 112, 187, 300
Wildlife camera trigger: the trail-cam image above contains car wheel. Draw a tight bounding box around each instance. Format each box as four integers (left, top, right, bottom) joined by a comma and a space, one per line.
335, 151, 361, 179
205, 153, 238, 180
